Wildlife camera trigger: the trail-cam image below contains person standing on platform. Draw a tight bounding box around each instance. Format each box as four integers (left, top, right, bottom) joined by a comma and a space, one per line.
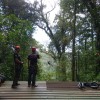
12, 46, 23, 88
27, 47, 40, 87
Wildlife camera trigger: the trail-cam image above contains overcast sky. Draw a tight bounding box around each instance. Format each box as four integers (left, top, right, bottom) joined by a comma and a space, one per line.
26, 0, 59, 47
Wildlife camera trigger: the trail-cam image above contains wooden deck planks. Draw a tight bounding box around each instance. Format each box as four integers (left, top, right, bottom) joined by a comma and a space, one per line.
0, 81, 100, 100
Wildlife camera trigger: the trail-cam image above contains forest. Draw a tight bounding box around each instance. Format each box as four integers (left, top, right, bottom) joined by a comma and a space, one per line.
0, 0, 100, 82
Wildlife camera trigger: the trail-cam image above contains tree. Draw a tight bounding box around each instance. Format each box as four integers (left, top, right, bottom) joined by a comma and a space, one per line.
80, 0, 100, 76
59, 0, 99, 81
0, 0, 39, 80
30, 0, 72, 81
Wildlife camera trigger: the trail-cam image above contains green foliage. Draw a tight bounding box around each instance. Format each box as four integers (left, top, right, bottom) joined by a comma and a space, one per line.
58, 0, 100, 82
0, 0, 100, 82
0, 3, 37, 80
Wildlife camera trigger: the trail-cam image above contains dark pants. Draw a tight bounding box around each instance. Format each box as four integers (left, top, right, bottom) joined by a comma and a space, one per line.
28, 66, 37, 86
12, 66, 22, 86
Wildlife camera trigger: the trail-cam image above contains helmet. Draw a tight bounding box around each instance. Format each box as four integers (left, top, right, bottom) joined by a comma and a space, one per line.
15, 46, 20, 50
32, 47, 36, 52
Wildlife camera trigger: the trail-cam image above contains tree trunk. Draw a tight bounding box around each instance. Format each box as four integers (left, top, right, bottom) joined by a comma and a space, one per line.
72, 0, 77, 81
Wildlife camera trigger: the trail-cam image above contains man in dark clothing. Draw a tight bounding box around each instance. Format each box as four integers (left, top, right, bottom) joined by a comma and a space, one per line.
28, 47, 40, 87
12, 46, 23, 88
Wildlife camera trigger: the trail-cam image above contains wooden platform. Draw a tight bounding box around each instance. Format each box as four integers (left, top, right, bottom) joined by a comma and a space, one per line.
0, 81, 100, 100
47, 81, 79, 90
46, 81, 100, 90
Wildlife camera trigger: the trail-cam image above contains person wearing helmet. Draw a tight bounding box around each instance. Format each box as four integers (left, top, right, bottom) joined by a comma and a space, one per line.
12, 46, 23, 88
27, 47, 40, 87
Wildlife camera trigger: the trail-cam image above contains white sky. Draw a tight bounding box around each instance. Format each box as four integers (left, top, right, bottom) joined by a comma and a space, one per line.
26, 0, 59, 47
